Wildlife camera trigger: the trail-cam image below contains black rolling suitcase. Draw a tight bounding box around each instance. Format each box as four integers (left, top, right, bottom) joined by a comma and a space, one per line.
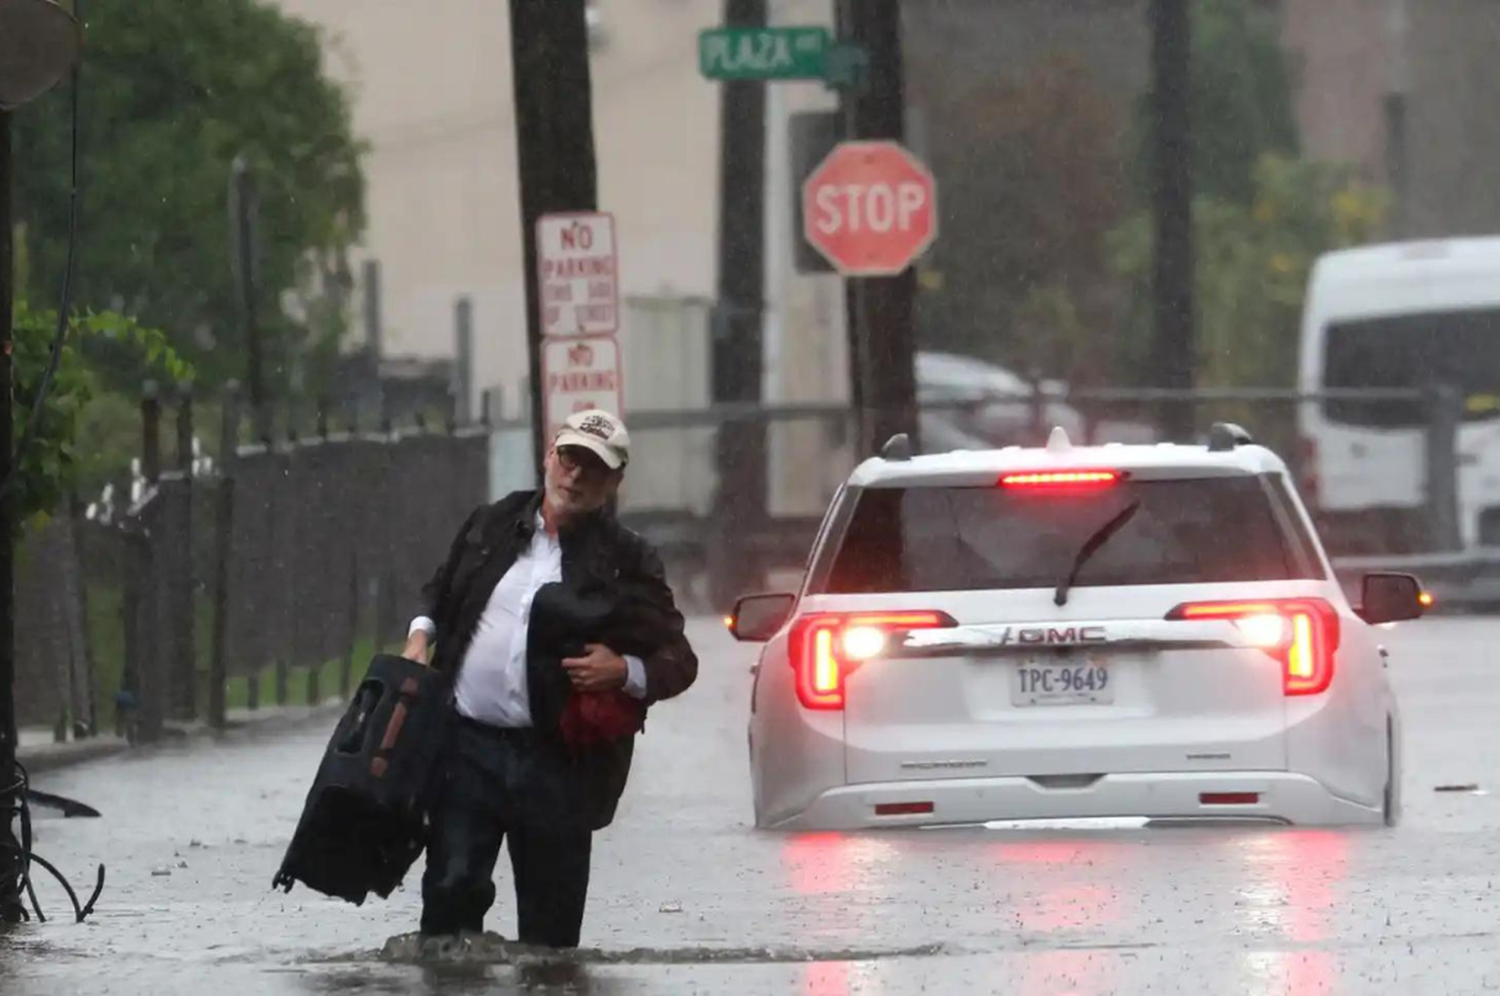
273, 654, 453, 905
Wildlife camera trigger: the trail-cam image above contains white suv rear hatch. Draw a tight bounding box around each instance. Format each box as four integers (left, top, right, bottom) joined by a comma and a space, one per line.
805, 470, 1330, 784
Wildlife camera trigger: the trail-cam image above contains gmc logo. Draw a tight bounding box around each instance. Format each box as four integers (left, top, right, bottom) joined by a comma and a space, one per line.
998, 625, 1108, 646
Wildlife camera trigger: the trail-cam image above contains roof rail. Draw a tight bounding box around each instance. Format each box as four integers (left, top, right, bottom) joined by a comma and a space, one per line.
1207, 422, 1254, 452
880, 433, 913, 461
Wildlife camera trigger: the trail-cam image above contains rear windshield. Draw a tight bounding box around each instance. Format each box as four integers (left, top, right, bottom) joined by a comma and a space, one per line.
820, 477, 1317, 594
1323, 307, 1500, 427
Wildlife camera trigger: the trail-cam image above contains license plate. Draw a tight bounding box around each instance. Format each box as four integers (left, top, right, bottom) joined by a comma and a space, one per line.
1012, 659, 1113, 706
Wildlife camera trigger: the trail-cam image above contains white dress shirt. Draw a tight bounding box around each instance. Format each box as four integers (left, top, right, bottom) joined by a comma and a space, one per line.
409, 514, 648, 728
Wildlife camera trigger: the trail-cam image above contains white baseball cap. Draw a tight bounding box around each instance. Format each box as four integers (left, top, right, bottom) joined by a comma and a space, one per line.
554, 409, 630, 470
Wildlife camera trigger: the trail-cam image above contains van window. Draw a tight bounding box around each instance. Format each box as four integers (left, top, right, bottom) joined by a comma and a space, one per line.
1323, 307, 1500, 427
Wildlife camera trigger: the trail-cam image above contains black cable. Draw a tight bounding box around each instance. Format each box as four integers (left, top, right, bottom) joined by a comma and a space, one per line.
1, 761, 104, 923
0, 0, 83, 504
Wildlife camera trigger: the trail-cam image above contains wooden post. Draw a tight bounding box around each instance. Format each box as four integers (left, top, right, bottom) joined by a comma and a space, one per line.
171, 388, 197, 720
207, 385, 241, 731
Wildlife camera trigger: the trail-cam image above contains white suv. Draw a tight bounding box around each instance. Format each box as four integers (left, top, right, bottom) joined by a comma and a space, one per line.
732, 425, 1427, 830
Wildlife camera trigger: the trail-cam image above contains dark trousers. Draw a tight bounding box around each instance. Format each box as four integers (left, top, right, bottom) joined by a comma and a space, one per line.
420, 717, 594, 947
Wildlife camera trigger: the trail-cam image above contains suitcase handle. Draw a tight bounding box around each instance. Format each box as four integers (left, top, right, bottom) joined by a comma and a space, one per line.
369, 677, 422, 780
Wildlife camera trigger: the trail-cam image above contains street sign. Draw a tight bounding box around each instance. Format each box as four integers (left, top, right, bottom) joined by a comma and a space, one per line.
537, 212, 618, 338
820, 41, 870, 91
542, 335, 624, 441
698, 26, 830, 81
802, 140, 938, 276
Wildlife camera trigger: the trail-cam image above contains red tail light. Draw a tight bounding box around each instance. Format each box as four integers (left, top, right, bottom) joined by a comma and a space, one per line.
787, 611, 955, 710
1000, 470, 1121, 488
1166, 598, 1340, 695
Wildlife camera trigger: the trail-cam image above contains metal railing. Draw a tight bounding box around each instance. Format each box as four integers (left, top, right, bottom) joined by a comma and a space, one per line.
491, 385, 1462, 609
15, 379, 1483, 736
15, 390, 490, 743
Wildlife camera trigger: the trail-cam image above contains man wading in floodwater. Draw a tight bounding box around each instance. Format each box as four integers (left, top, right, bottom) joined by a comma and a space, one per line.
405, 410, 698, 947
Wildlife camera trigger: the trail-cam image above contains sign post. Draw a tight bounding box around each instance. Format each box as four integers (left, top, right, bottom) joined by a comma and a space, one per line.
801, 140, 937, 276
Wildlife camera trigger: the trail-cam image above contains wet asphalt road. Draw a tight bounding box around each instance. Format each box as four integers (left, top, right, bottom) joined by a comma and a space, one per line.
5, 616, 1500, 995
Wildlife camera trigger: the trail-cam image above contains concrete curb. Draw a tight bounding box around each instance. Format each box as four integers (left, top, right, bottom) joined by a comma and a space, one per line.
17, 700, 351, 778
18, 736, 133, 776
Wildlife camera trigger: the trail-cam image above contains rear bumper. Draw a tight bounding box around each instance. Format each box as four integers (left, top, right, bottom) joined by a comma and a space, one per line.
764, 771, 1383, 830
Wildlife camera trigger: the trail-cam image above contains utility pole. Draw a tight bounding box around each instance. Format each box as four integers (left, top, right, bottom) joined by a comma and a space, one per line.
708, 0, 768, 611
837, 0, 919, 455
230, 156, 271, 445
0, 0, 82, 922
510, 0, 599, 473
1149, 0, 1195, 441
0, 107, 18, 925
1383, 0, 1411, 237
361, 259, 384, 428
454, 296, 474, 425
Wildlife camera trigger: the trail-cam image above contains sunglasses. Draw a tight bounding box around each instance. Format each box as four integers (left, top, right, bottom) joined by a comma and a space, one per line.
556, 446, 613, 476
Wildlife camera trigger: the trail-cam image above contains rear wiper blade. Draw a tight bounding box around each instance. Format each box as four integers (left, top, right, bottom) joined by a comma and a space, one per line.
1053, 500, 1142, 607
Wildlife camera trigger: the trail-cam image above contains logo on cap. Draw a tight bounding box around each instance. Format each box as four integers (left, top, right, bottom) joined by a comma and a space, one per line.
577, 413, 614, 441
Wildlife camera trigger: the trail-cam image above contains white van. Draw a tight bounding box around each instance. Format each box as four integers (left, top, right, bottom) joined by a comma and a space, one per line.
1297, 237, 1500, 554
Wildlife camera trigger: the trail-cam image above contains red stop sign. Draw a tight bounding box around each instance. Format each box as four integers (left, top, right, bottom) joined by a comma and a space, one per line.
802, 140, 938, 276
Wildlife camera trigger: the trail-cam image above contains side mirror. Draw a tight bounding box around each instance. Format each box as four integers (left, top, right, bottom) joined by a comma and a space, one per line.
728, 593, 795, 642
1358, 572, 1429, 625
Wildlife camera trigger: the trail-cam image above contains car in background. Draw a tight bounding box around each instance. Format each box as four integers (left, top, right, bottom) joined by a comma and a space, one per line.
916, 351, 1086, 448
732, 423, 1427, 830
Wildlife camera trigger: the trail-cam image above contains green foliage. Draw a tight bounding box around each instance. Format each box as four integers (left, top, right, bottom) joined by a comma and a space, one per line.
1106, 0, 1391, 390
1108, 155, 1389, 387
915, 51, 1127, 380
13, 0, 365, 393
11, 302, 194, 531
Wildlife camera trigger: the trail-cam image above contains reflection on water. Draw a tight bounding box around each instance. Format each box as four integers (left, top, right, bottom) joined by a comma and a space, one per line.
803, 960, 850, 996
781, 832, 901, 896
987, 837, 1131, 995
1236, 829, 1348, 995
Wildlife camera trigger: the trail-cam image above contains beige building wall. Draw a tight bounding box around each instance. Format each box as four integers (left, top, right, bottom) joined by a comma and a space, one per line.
273, 0, 521, 407
273, 0, 850, 513
1280, 0, 1391, 182
272, 1, 721, 415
